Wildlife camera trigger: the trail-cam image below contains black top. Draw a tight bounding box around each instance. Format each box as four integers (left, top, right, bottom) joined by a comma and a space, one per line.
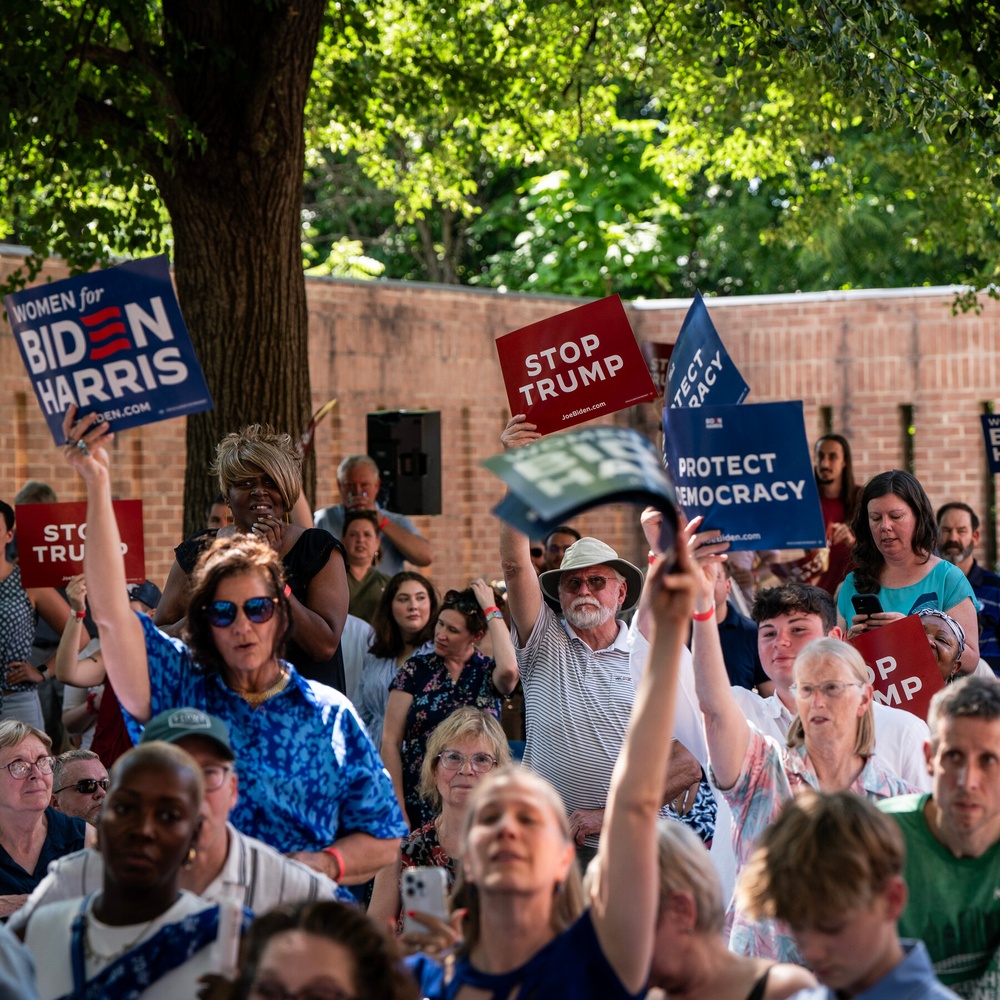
175, 527, 347, 691
0, 808, 86, 895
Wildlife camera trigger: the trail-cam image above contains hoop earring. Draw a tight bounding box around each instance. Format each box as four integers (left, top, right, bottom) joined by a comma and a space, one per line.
183, 847, 197, 869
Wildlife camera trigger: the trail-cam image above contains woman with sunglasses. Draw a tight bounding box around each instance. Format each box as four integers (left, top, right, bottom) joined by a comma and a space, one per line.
61, 408, 407, 885
382, 581, 519, 829
154, 423, 350, 691
369, 708, 511, 932
0, 720, 87, 918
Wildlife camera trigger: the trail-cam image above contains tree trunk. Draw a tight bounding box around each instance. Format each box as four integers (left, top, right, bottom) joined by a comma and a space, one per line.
152, 0, 326, 536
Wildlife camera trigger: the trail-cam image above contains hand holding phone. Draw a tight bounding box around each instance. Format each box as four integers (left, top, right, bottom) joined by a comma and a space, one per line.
401, 866, 449, 935
851, 593, 883, 619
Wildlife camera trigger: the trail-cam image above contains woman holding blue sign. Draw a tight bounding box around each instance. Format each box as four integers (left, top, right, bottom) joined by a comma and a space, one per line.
837, 470, 979, 674
60, 407, 407, 880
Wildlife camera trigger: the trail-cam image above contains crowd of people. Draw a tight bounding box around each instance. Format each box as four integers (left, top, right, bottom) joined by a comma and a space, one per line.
0, 404, 998, 999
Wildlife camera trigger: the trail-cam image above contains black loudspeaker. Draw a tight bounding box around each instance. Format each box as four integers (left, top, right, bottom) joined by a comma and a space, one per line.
366, 410, 442, 516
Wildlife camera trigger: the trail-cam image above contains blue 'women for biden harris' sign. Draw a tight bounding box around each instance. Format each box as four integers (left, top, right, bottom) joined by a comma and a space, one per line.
4, 254, 213, 443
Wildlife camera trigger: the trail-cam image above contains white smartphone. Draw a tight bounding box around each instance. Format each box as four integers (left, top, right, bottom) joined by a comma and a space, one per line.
401, 865, 450, 935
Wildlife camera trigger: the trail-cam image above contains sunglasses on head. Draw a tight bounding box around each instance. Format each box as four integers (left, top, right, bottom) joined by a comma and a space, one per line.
54, 777, 109, 795
203, 596, 279, 628
442, 590, 480, 613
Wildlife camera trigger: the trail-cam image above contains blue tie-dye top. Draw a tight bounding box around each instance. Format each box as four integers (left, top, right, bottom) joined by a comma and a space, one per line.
123, 614, 408, 854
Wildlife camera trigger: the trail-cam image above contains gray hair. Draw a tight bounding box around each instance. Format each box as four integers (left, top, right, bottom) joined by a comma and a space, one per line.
928, 674, 1000, 747
336, 454, 379, 482
53, 749, 102, 788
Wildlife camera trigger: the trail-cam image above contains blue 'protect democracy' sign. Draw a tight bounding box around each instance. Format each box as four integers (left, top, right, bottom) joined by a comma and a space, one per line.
662, 400, 825, 551
666, 290, 750, 408
4, 255, 213, 444
982, 414, 1000, 474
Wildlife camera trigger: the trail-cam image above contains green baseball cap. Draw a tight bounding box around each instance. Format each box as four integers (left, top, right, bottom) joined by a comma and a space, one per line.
139, 707, 235, 761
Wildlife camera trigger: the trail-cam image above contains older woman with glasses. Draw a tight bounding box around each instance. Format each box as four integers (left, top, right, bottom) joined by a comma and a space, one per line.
0, 720, 87, 917
369, 708, 511, 932
61, 407, 407, 888
689, 513, 918, 963
382, 581, 519, 828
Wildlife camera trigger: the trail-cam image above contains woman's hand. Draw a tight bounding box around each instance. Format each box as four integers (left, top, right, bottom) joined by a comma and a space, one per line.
468, 578, 496, 611
847, 611, 905, 638
60, 404, 113, 478
397, 908, 465, 960
66, 574, 87, 613
500, 413, 540, 452
249, 513, 286, 553
5, 661, 43, 687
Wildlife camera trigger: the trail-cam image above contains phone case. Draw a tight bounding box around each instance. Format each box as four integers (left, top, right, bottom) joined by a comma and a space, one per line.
401, 865, 449, 935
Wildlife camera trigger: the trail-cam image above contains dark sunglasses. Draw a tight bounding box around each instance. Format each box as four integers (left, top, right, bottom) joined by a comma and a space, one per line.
530, 546, 544, 558
441, 590, 480, 613
203, 596, 279, 628
54, 777, 109, 795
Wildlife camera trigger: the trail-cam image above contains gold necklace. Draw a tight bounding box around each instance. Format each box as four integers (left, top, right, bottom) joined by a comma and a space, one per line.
229, 670, 289, 708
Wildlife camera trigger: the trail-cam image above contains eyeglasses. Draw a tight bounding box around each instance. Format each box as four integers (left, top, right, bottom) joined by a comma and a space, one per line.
203, 596, 279, 628
437, 750, 497, 773
250, 980, 355, 1000
559, 575, 616, 594
790, 680, 865, 701
3, 755, 56, 779
202, 764, 233, 792
54, 777, 109, 795
530, 546, 544, 558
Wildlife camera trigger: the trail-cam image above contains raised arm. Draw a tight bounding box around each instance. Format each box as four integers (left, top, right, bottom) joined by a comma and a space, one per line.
590, 543, 697, 993
61, 407, 151, 720
687, 521, 751, 791
53, 575, 106, 688
497, 414, 543, 640
378, 514, 431, 567
470, 578, 519, 695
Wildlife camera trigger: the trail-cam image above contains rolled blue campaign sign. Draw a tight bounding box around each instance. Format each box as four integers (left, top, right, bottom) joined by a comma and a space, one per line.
662, 400, 825, 551
484, 425, 678, 557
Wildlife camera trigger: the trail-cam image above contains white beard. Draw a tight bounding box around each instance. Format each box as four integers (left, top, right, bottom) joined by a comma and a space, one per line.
564, 599, 615, 630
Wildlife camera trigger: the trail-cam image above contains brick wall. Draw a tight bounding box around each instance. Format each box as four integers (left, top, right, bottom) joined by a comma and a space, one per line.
3, 248, 998, 593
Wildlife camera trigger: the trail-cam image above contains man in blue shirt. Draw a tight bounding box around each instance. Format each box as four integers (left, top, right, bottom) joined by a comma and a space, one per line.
937, 501, 1000, 673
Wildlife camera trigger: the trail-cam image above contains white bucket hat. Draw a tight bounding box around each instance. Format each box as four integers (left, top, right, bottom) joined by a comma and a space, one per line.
537, 537, 644, 614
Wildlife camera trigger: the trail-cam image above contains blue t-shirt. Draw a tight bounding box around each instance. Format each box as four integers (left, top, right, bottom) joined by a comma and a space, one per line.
786, 940, 958, 999
439, 910, 642, 1000
125, 615, 408, 854
0, 807, 85, 895
838, 560, 977, 624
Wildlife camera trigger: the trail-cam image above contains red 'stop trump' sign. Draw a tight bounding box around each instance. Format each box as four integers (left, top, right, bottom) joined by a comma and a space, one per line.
848, 614, 943, 721
495, 295, 657, 435
15, 501, 146, 588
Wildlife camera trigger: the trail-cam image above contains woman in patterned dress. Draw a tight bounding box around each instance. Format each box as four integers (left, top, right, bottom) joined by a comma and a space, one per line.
368, 708, 511, 931
382, 582, 519, 829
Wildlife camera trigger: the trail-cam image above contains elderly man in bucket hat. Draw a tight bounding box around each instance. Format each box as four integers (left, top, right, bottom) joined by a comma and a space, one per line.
499, 414, 702, 864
